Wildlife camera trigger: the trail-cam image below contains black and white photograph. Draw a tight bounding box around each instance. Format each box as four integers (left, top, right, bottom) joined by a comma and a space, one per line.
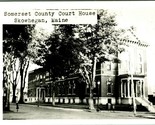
1, 1, 155, 123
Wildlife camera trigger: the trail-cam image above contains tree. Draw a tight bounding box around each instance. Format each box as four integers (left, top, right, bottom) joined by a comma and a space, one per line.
3, 52, 13, 110
3, 25, 34, 104
33, 24, 82, 105
77, 9, 125, 111
9, 58, 20, 103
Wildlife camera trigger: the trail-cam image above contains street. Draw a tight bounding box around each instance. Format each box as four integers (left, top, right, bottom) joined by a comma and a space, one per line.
3, 103, 155, 120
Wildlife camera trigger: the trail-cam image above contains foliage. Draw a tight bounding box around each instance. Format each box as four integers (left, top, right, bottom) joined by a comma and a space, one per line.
34, 25, 82, 78
3, 24, 34, 103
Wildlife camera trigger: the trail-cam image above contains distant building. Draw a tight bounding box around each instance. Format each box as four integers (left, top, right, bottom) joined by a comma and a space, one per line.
27, 29, 155, 112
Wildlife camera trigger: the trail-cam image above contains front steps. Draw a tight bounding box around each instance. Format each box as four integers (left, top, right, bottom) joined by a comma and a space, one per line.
136, 97, 155, 113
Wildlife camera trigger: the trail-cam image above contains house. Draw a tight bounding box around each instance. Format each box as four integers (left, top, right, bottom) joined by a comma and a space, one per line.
27, 29, 155, 112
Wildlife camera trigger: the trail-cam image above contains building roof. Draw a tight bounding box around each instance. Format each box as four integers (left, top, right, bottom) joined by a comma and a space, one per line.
119, 28, 149, 47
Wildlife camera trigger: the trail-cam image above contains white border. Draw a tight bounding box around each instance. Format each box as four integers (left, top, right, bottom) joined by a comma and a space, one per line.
1, 1, 155, 124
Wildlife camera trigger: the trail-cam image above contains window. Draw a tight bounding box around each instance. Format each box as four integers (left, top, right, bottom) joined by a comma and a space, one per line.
46, 72, 49, 77
95, 81, 100, 96
136, 81, 141, 97
68, 81, 72, 95
108, 98, 111, 103
107, 78, 113, 95
137, 54, 143, 74
72, 80, 76, 95
120, 51, 130, 73
43, 75, 45, 79
47, 87, 50, 97
86, 83, 89, 95
57, 83, 61, 95
36, 75, 39, 80
106, 62, 111, 71
96, 62, 101, 74
40, 75, 42, 79
107, 82, 112, 93
96, 62, 101, 69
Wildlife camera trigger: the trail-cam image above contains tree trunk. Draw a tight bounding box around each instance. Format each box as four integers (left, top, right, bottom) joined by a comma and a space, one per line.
5, 87, 10, 111
19, 89, 24, 103
4, 72, 11, 111
19, 62, 24, 103
11, 59, 20, 103
52, 84, 55, 106
12, 84, 17, 103
52, 91, 55, 106
20, 88, 24, 103
88, 56, 97, 111
50, 70, 56, 106
89, 87, 95, 111
18, 59, 29, 103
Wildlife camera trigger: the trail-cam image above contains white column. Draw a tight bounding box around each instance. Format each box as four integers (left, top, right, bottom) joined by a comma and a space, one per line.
143, 80, 145, 97
39, 88, 41, 101
135, 81, 137, 97
139, 80, 142, 97
141, 81, 143, 97
124, 82, 126, 97
131, 78, 134, 97
127, 79, 130, 97
36, 88, 38, 99
121, 82, 123, 97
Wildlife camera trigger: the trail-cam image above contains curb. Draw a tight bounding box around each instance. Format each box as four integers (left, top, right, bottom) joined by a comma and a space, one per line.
136, 114, 155, 119
144, 116, 155, 119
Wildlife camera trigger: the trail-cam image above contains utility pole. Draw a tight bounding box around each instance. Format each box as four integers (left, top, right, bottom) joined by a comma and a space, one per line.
131, 73, 136, 116
128, 27, 137, 116
130, 54, 136, 116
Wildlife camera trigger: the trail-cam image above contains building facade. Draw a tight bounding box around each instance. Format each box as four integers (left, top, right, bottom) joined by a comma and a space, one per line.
27, 30, 153, 110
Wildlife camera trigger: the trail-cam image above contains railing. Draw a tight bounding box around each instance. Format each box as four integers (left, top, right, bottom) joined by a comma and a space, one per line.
136, 97, 155, 112
143, 97, 153, 106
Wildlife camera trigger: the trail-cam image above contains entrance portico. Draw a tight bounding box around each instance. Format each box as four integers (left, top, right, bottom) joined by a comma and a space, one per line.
121, 78, 145, 98
36, 87, 46, 102
118, 74, 146, 105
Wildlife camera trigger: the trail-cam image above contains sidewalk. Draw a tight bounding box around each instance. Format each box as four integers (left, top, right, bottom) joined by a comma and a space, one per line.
24, 102, 155, 119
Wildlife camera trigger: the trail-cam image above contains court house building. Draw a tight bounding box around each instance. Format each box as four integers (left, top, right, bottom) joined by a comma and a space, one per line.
27, 29, 155, 112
